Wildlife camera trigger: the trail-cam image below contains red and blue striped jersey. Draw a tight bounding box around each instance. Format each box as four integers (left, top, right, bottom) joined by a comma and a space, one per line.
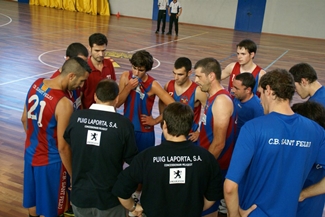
123, 71, 156, 132
24, 78, 66, 166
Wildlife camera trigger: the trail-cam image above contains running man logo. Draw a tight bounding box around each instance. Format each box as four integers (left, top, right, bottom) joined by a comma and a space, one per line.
169, 168, 186, 184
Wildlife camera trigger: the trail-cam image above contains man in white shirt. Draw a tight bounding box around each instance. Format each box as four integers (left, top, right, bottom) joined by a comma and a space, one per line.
155, 0, 169, 34
166, 0, 182, 36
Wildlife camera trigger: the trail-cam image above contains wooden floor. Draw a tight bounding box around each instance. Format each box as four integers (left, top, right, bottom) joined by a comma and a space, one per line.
0, 0, 325, 216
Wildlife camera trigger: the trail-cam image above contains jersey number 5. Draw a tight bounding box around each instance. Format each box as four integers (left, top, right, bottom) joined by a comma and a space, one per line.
27, 94, 46, 127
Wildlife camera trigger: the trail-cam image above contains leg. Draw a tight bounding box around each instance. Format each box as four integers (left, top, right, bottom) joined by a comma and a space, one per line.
175, 16, 179, 35
156, 10, 162, 32
162, 11, 166, 33
167, 14, 175, 34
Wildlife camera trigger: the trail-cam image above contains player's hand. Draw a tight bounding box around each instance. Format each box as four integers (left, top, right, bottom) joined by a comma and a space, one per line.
188, 131, 199, 142
239, 204, 257, 217
140, 114, 156, 126
131, 204, 143, 217
127, 78, 139, 90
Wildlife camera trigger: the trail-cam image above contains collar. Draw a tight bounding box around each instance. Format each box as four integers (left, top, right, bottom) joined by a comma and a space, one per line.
89, 104, 116, 113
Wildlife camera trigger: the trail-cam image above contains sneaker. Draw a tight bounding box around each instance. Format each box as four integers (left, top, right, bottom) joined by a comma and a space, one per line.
155, 30, 159, 34
166, 32, 171, 35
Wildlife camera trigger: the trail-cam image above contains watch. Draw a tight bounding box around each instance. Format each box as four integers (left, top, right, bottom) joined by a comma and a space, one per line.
129, 201, 137, 212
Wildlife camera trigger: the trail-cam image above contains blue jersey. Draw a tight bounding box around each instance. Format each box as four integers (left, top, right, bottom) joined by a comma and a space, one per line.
226, 112, 325, 217
297, 86, 325, 217
233, 95, 264, 140
309, 86, 325, 107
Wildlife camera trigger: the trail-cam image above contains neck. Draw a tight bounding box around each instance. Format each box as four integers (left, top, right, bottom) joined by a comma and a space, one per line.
91, 56, 102, 68
241, 92, 254, 103
240, 61, 256, 72
208, 80, 224, 96
269, 99, 294, 115
309, 81, 322, 97
164, 134, 187, 142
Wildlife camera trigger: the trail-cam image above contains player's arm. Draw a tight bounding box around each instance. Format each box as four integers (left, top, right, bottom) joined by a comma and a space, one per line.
141, 81, 174, 126
257, 69, 267, 86
168, 5, 171, 16
209, 94, 233, 159
177, 7, 182, 18
221, 62, 236, 80
299, 177, 325, 202
203, 197, 215, 211
21, 105, 27, 133
116, 71, 138, 108
118, 197, 143, 216
158, 82, 169, 115
56, 97, 74, 176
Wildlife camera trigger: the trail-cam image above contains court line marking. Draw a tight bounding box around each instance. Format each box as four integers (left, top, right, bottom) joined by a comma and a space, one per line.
0, 70, 55, 86
264, 50, 289, 70
0, 13, 12, 27
0, 104, 23, 112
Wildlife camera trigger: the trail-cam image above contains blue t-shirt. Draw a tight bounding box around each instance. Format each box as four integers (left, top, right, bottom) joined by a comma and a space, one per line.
233, 95, 264, 140
226, 112, 325, 217
309, 86, 325, 107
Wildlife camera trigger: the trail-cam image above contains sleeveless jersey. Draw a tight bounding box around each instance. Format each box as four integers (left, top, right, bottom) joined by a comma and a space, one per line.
124, 71, 156, 132
199, 89, 236, 170
51, 69, 82, 110
228, 62, 262, 96
166, 80, 201, 131
24, 78, 66, 166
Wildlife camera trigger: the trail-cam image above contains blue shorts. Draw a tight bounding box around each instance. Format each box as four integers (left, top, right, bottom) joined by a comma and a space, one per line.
23, 161, 68, 217
135, 131, 155, 152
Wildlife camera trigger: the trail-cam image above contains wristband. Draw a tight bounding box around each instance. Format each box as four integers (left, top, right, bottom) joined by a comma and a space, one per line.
129, 201, 137, 212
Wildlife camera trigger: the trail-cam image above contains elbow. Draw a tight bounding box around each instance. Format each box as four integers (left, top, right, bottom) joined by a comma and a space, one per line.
224, 179, 238, 196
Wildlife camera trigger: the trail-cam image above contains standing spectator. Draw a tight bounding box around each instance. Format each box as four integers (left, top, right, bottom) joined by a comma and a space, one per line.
112, 102, 223, 217
222, 39, 266, 96
82, 33, 116, 109
224, 69, 325, 217
194, 57, 235, 217
159, 57, 207, 144
51, 42, 89, 110
289, 62, 325, 107
63, 79, 138, 217
231, 72, 264, 140
155, 0, 169, 34
166, 0, 182, 36
21, 57, 91, 217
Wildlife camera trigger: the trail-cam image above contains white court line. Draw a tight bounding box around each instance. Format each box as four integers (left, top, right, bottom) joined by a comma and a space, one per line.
264, 50, 289, 70
129, 32, 209, 53
0, 70, 55, 86
0, 13, 12, 27
38, 48, 65, 69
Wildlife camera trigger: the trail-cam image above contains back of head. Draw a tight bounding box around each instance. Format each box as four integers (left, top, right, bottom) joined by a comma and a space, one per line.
292, 101, 325, 129
259, 68, 295, 101
237, 39, 257, 54
95, 79, 119, 103
89, 33, 108, 47
174, 57, 192, 72
61, 57, 91, 77
163, 102, 194, 137
66, 42, 89, 59
194, 57, 221, 80
129, 50, 154, 72
235, 72, 256, 90
289, 63, 317, 83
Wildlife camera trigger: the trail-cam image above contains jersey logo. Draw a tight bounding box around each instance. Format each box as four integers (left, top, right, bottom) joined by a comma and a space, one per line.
86, 130, 101, 146
169, 168, 186, 184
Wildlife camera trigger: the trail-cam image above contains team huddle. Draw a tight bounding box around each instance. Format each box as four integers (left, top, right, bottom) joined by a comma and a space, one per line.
21, 33, 325, 217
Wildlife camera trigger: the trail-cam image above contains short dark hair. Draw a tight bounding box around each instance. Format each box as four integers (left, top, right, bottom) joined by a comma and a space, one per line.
129, 50, 154, 72
292, 101, 325, 129
174, 57, 192, 72
237, 39, 257, 54
163, 102, 194, 137
66, 43, 89, 59
289, 63, 318, 83
61, 57, 91, 76
259, 69, 295, 101
89, 33, 108, 47
194, 57, 221, 81
95, 79, 119, 102
235, 72, 256, 91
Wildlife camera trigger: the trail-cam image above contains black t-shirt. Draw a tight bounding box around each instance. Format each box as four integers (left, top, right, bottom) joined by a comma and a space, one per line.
112, 140, 223, 217
64, 108, 138, 210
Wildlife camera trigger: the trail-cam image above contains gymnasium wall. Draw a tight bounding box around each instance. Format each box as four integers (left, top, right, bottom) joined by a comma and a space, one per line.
108, 0, 325, 39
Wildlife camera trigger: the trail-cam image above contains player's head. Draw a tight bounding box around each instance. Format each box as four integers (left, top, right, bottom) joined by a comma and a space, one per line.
289, 63, 318, 99
194, 57, 221, 92
237, 39, 257, 55
66, 42, 89, 61
89, 33, 108, 63
129, 50, 154, 78
259, 68, 295, 101
61, 57, 91, 90
232, 72, 255, 101
163, 102, 194, 137
173, 57, 192, 86
95, 79, 119, 104
292, 101, 325, 129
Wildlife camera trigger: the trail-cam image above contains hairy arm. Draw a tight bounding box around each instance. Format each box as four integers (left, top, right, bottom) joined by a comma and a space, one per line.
208, 94, 233, 159
56, 97, 73, 176
300, 177, 325, 201
116, 71, 138, 108
21, 105, 27, 133
118, 197, 143, 216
